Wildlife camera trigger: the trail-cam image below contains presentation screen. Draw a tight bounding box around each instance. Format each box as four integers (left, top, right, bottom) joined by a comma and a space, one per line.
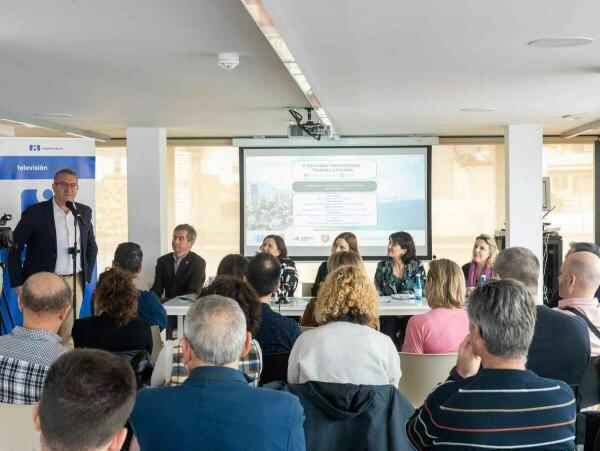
240, 146, 431, 259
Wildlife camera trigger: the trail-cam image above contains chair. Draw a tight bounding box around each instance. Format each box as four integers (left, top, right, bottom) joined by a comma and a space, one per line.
578, 356, 600, 410
150, 325, 164, 363
259, 352, 290, 386
398, 352, 457, 407
301, 282, 314, 297
300, 326, 315, 333
151, 340, 175, 387
0, 403, 40, 450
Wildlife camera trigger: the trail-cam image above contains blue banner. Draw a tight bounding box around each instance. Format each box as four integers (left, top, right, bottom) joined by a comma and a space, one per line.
0, 156, 95, 180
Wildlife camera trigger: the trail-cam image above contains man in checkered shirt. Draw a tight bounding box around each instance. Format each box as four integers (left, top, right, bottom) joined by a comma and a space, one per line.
0, 272, 71, 404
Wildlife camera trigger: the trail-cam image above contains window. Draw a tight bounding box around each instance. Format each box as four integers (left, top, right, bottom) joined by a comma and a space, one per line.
95, 147, 128, 272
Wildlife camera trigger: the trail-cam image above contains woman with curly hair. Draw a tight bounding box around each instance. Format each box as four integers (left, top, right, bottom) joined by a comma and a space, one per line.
72, 267, 152, 353
288, 266, 400, 385
402, 259, 468, 354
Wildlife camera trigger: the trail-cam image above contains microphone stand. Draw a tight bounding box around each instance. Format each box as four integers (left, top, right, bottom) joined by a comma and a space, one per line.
71, 211, 78, 322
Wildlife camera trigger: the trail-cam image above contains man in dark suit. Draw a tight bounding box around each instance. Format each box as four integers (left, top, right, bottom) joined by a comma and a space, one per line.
129, 295, 305, 451
151, 224, 206, 301
7, 168, 97, 346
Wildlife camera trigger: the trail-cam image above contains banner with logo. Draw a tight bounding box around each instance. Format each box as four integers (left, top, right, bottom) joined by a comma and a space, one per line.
0, 138, 96, 334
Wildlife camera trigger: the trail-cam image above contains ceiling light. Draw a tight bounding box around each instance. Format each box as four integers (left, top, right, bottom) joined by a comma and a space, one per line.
460, 108, 497, 113
217, 52, 239, 71
528, 37, 594, 48
561, 118, 600, 138
561, 114, 585, 121
34, 113, 72, 118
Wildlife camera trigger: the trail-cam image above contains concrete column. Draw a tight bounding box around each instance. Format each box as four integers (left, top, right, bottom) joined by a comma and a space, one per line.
504, 125, 543, 297
126, 128, 168, 289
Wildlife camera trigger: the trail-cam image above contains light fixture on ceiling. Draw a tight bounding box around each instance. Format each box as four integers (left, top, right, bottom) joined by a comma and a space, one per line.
217, 52, 239, 70
34, 112, 73, 118
460, 108, 497, 113
528, 37, 594, 48
561, 118, 600, 138
561, 114, 585, 121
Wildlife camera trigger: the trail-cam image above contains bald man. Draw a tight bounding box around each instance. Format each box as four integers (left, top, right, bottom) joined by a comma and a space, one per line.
0, 272, 71, 404
556, 251, 600, 356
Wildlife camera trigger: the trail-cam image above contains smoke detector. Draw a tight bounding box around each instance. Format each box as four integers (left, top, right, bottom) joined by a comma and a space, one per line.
217, 52, 239, 70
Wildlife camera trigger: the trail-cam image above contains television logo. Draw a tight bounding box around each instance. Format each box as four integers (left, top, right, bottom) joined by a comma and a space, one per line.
28, 144, 41, 152
20, 188, 53, 212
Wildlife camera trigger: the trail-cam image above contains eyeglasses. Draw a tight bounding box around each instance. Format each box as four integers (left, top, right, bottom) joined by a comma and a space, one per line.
55, 182, 78, 189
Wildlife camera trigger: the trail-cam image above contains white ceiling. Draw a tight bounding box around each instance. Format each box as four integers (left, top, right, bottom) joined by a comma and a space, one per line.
262, 0, 600, 136
0, 0, 308, 138
3, 0, 600, 138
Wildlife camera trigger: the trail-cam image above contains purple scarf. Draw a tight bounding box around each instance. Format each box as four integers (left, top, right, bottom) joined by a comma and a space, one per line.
468, 262, 492, 288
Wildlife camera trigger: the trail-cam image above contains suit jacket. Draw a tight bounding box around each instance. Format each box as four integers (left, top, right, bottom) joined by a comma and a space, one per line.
150, 251, 206, 300
129, 366, 306, 451
7, 198, 97, 287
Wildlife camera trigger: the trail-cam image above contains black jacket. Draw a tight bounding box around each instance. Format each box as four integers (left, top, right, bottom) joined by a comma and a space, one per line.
150, 251, 206, 300
7, 198, 97, 287
268, 381, 414, 451
311, 261, 328, 296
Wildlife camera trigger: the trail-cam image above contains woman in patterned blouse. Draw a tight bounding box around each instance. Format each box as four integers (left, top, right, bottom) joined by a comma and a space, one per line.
259, 234, 298, 300
374, 231, 426, 296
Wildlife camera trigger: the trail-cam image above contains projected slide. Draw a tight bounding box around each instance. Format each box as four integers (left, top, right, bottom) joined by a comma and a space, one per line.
241, 147, 430, 258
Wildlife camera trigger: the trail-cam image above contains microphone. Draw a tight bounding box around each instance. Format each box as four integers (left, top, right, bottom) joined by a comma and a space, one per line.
65, 201, 87, 225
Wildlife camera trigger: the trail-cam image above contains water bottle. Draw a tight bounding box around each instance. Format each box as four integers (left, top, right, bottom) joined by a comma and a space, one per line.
414, 274, 423, 302
479, 274, 487, 286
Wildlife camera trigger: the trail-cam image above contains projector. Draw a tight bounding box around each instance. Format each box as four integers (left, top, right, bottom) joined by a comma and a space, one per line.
288, 123, 331, 139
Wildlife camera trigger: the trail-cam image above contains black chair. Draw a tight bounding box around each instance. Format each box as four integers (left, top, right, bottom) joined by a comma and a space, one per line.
575, 411, 600, 451
578, 356, 600, 410
259, 352, 290, 386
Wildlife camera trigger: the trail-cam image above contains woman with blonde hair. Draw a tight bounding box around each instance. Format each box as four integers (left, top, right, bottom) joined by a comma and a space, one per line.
462, 234, 498, 292
289, 266, 400, 385
301, 251, 364, 326
402, 259, 468, 354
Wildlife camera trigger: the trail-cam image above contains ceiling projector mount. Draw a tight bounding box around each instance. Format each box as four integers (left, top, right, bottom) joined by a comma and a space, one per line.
288, 107, 330, 141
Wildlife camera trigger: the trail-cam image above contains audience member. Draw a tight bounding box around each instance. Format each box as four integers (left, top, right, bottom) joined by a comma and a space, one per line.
34, 349, 136, 451
301, 250, 365, 327
288, 266, 400, 386
311, 232, 360, 296
72, 268, 152, 353
151, 224, 206, 300
260, 234, 298, 298
402, 259, 468, 353
247, 253, 301, 354
152, 276, 264, 386
407, 279, 576, 450
566, 241, 600, 300
0, 272, 70, 404
490, 247, 590, 386
555, 251, 600, 356
129, 295, 305, 451
216, 253, 249, 279
113, 242, 167, 330
462, 234, 498, 294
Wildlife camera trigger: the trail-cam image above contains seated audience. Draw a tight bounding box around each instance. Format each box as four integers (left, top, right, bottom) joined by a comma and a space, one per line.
247, 253, 301, 354
0, 272, 70, 404
33, 349, 136, 451
129, 295, 305, 451
374, 231, 425, 296
259, 234, 298, 298
113, 242, 167, 331
72, 268, 152, 353
490, 247, 590, 386
216, 253, 249, 279
462, 234, 498, 294
152, 276, 264, 386
555, 251, 600, 356
566, 241, 600, 300
302, 250, 365, 327
288, 266, 400, 386
311, 232, 359, 296
402, 259, 468, 354
407, 279, 576, 450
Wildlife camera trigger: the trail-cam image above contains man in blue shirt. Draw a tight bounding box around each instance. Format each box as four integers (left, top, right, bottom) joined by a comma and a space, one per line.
113, 242, 167, 331
248, 253, 301, 354
129, 295, 306, 451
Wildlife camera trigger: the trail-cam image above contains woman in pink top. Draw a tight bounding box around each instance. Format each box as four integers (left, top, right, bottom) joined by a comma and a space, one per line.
402, 259, 468, 354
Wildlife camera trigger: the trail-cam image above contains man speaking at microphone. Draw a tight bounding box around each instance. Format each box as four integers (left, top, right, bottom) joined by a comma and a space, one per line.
8, 168, 97, 347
